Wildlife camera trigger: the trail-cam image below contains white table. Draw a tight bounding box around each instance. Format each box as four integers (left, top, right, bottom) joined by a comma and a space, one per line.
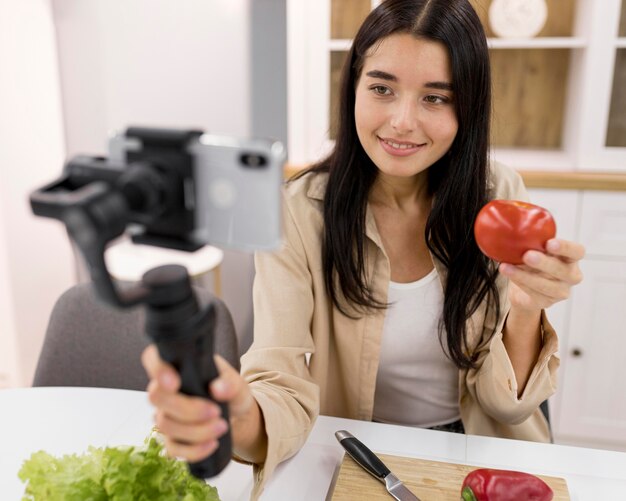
2, 388, 626, 500
265, 416, 626, 501
0, 387, 252, 501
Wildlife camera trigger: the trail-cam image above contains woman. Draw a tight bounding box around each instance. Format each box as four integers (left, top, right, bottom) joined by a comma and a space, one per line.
142, 0, 585, 497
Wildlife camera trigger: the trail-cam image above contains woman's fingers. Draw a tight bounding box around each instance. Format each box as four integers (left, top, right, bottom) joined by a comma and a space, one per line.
155, 409, 229, 445
521, 251, 574, 283
507, 278, 559, 310
501, 263, 570, 302
141, 345, 180, 392
546, 238, 586, 263
211, 355, 255, 417
500, 238, 585, 302
141, 345, 257, 462
502, 238, 587, 310
520, 249, 583, 286
162, 435, 220, 463
147, 378, 222, 423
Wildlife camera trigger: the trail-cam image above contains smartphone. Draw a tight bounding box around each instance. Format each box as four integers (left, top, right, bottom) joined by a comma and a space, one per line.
108, 130, 285, 252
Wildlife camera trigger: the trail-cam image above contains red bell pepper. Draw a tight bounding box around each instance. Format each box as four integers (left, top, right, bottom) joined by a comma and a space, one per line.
460, 468, 554, 501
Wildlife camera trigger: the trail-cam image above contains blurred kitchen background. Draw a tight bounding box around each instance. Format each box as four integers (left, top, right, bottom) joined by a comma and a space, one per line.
1, 0, 625, 453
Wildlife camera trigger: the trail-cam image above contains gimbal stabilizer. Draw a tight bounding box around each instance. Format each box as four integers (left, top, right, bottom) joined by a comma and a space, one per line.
30, 127, 231, 478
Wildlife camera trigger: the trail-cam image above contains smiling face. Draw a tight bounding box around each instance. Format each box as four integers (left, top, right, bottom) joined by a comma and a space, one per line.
354, 33, 458, 181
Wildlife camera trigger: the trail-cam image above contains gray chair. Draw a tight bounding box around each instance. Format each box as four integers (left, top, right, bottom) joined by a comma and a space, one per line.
33, 282, 240, 390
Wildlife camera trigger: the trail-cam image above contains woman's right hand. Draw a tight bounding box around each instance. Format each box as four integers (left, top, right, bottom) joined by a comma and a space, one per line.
141, 345, 260, 462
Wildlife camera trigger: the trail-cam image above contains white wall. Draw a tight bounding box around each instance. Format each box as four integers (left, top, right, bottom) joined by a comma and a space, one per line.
52, 0, 252, 154
50, 0, 257, 351
0, 0, 74, 386
0, 0, 267, 387
0, 213, 19, 388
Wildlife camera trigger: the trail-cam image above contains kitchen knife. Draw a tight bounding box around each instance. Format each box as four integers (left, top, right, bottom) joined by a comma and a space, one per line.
335, 430, 421, 501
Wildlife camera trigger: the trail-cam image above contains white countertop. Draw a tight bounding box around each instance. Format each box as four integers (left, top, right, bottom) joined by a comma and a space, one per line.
2, 387, 625, 500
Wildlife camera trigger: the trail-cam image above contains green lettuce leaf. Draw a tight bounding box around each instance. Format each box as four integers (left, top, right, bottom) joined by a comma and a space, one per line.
19, 437, 220, 501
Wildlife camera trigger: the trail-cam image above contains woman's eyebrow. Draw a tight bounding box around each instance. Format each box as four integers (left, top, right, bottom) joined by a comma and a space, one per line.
365, 70, 453, 91
365, 69, 397, 81
425, 81, 453, 91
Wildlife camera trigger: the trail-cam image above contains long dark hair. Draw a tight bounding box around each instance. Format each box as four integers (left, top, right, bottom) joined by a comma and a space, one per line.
301, 0, 499, 369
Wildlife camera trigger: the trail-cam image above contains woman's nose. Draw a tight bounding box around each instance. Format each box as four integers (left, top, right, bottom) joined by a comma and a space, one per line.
390, 99, 419, 134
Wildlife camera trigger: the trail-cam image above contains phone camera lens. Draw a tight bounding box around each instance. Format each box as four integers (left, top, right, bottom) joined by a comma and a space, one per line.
240, 153, 267, 169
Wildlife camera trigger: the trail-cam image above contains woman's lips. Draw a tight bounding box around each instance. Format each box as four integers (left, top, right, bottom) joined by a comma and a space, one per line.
378, 137, 425, 157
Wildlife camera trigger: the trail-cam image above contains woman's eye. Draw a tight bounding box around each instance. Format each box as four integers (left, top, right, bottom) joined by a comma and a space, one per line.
371, 85, 391, 96
425, 95, 449, 104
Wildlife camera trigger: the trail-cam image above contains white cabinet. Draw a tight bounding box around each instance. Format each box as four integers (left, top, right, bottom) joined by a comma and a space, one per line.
557, 259, 626, 448
578, 192, 626, 258
529, 189, 626, 450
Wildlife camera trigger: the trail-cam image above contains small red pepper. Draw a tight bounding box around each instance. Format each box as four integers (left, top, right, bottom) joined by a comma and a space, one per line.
460, 468, 554, 501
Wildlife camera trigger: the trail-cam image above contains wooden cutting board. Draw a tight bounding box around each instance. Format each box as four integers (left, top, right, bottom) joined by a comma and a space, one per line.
331, 453, 570, 500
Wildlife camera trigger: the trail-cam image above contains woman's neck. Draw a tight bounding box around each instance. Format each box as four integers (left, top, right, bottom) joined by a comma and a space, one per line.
369, 171, 431, 212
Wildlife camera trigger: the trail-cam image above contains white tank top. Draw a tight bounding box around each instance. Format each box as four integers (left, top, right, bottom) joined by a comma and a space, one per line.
372, 268, 460, 428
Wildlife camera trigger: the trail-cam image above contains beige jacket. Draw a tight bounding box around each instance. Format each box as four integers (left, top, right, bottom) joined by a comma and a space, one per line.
241, 162, 559, 498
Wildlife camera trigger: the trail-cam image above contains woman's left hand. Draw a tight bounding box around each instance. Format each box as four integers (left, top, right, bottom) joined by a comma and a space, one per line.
499, 238, 586, 312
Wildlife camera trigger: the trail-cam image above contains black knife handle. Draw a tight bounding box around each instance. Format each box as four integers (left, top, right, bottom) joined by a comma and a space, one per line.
335, 430, 390, 480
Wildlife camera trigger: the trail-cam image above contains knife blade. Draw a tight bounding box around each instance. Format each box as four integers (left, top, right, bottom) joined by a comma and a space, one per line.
335, 430, 421, 501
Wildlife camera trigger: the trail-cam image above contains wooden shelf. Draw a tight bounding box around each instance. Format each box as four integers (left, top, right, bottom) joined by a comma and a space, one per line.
285, 165, 626, 192
487, 37, 586, 49
329, 37, 587, 51
519, 170, 626, 191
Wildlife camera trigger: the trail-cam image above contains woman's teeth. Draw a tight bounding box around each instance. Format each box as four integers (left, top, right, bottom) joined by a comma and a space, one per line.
383, 139, 418, 149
